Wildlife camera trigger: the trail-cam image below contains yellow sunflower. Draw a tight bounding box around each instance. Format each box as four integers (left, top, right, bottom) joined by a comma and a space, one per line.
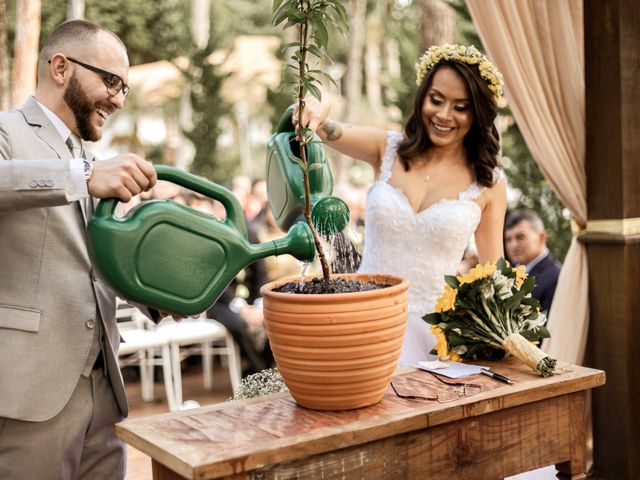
457, 261, 497, 285
513, 265, 527, 286
435, 284, 457, 312
430, 326, 450, 359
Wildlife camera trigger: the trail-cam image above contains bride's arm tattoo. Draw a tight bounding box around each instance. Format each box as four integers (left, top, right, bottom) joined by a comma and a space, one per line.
321, 121, 343, 142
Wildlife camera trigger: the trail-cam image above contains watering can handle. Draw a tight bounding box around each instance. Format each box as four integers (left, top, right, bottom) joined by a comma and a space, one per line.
93, 165, 249, 239
274, 104, 296, 134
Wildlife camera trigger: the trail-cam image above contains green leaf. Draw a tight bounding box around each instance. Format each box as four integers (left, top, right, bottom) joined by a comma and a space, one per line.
307, 44, 328, 61
331, 0, 348, 23
272, 3, 291, 26
272, 0, 285, 14
313, 21, 329, 49
444, 275, 459, 289
282, 41, 301, 50
422, 312, 440, 324
496, 257, 508, 271
306, 82, 322, 100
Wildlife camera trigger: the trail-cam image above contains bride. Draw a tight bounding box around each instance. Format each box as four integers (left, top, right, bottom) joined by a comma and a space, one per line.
295, 44, 507, 366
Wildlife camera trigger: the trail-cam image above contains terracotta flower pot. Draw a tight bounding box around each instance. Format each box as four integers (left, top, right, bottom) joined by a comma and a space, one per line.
260, 273, 409, 410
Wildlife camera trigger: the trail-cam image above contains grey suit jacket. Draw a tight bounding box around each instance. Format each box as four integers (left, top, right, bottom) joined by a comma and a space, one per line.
0, 96, 128, 421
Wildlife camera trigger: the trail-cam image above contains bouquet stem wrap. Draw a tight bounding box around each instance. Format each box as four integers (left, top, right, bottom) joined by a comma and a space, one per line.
502, 333, 556, 377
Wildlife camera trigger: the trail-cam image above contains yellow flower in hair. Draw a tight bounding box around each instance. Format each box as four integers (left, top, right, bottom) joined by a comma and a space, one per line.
435, 284, 457, 312
415, 44, 504, 102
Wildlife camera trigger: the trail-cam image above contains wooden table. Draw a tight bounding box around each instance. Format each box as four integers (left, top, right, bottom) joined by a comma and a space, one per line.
117, 359, 604, 480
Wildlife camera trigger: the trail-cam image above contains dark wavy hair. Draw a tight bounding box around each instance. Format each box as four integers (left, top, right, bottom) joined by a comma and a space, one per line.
396, 60, 500, 188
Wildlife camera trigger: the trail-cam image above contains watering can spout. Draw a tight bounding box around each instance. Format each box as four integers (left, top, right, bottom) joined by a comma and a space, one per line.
246, 221, 315, 263
266, 106, 350, 236
87, 165, 315, 316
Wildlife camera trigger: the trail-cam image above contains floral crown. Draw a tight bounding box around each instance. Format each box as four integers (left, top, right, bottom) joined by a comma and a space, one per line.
415, 44, 504, 102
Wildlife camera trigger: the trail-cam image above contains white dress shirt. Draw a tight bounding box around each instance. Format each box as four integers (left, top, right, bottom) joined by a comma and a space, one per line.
36, 100, 88, 201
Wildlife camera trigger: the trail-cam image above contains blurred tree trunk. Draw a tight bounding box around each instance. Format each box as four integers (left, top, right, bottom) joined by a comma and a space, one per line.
12, 0, 40, 108
344, 0, 365, 123
418, 0, 454, 51
364, 1, 383, 116
191, 0, 211, 50
67, 0, 85, 19
332, 0, 366, 187
0, 0, 10, 110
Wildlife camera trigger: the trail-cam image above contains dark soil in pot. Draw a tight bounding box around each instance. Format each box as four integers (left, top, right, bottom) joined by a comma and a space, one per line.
275, 277, 390, 294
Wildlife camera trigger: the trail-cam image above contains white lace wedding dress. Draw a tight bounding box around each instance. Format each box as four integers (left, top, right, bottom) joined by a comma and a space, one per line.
358, 131, 494, 366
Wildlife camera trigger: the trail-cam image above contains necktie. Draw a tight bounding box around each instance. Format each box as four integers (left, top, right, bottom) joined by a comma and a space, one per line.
66, 134, 93, 221
66, 134, 83, 158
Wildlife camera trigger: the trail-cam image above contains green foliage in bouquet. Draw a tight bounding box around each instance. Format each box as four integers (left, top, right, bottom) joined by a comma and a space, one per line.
422, 258, 557, 377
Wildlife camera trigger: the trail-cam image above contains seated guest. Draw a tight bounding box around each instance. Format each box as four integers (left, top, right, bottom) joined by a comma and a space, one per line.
504, 210, 562, 313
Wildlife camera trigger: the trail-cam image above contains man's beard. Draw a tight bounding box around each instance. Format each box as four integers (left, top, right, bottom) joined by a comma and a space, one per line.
63, 73, 101, 142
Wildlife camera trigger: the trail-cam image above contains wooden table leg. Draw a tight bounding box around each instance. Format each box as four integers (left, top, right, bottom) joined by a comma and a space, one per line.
152, 460, 186, 480
555, 392, 587, 479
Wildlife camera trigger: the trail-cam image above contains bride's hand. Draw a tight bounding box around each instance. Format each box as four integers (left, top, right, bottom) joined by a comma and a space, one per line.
292, 96, 332, 135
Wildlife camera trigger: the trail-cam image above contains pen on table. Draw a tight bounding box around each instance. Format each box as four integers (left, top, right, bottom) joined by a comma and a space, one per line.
480, 368, 514, 385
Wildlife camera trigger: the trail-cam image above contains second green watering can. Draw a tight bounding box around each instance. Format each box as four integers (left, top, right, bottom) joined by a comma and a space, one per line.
87, 165, 316, 316
266, 106, 350, 236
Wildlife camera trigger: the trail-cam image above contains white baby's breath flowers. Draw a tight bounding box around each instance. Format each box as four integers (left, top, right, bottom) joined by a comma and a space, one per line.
233, 368, 288, 400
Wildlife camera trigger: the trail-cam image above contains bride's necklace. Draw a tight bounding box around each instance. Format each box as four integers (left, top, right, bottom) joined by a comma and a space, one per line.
418, 155, 467, 183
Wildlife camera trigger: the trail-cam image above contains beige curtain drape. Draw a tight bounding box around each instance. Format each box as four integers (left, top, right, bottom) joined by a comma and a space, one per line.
466, 0, 587, 363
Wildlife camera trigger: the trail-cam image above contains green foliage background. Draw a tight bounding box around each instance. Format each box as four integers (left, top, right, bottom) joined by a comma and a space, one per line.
4, 0, 573, 254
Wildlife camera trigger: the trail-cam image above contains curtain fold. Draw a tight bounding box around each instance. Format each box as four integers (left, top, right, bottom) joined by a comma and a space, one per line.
466, 0, 587, 363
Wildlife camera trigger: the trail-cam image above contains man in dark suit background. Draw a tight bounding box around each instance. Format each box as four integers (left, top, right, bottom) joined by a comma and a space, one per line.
504, 210, 562, 313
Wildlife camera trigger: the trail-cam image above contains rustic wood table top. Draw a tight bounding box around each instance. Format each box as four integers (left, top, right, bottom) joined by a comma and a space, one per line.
117, 358, 605, 479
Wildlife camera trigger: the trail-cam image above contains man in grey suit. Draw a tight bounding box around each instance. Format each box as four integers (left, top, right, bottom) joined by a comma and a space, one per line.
0, 20, 160, 479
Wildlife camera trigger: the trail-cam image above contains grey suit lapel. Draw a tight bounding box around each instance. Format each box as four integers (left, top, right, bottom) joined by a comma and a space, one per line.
22, 97, 72, 161
22, 97, 90, 223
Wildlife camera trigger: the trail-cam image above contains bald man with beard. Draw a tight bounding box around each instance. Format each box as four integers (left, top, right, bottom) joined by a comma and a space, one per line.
0, 20, 159, 479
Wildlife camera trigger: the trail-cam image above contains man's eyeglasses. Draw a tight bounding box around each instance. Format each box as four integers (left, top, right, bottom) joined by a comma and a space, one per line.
50, 57, 130, 98
390, 371, 482, 404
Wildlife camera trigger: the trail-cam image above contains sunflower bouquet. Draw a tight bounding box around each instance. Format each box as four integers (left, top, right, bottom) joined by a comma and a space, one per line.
422, 258, 557, 377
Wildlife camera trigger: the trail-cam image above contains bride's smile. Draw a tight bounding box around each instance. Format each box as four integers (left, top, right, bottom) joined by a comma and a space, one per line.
422, 66, 473, 149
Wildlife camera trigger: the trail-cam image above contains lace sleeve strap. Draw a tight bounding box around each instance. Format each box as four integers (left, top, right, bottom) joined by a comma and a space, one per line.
379, 131, 404, 182
463, 167, 505, 201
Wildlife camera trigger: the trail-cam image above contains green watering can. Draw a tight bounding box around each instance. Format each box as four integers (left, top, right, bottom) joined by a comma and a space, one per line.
87, 165, 315, 316
266, 106, 349, 236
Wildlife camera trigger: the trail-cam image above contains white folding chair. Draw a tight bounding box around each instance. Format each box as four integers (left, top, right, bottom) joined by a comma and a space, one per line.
116, 302, 178, 412
155, 316, 242, 407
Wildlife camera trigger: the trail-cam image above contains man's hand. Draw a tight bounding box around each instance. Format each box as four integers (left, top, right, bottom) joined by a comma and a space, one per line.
239, 305, 264, 327
292, 96, 332, 135
88, 154, 157, 202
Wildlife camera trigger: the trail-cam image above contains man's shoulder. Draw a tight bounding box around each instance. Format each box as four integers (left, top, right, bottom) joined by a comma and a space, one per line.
0, 108, 27, 128
533, 253, 561, 277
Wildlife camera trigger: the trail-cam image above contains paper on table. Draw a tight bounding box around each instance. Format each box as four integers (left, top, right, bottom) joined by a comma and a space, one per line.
416, 360, 485, 379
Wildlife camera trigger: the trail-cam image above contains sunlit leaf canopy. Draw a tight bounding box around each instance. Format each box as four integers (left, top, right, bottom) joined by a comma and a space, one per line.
1, 0, 569, 258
